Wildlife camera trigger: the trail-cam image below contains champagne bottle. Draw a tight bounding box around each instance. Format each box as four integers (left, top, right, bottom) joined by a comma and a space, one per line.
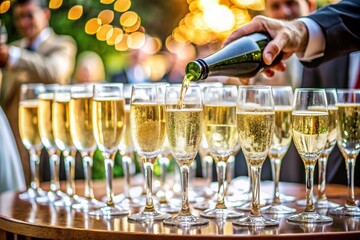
185, 33, 281, 80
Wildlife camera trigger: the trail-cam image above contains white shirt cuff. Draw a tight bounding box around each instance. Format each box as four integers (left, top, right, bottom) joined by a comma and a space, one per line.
296, 18, 325, 62
8, 46, 21, 67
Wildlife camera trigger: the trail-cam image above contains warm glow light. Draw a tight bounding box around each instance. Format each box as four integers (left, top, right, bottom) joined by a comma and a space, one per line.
107, 27, 123, 46
127, 32, 146, 49
231, 7, 251, 26
68, 5, 83, 20
100, 0, 115, 4
142, 36, 162, 55
49, 0, 63, 9
0, 1, 10, 14
143, 54, 169, 81
97, 24, 113, 41
85, 18, 102, 35
120, 11, 138, 27
123, 17, 141, 33
203, 5, 235, 32
115, 34, 129, 51
98, 10, 114, 24
231, 0, 265, 11
198, 0, 219, 10
114, 0, 131, 12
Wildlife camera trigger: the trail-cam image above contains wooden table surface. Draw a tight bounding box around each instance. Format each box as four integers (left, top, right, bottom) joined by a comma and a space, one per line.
1, 177, 360, 240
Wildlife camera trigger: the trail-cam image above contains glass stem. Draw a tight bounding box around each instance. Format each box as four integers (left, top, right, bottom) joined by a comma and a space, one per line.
121, 156, 132, 199
179, 165, 191, 215
215, 159, 227, 209
317, 155, 328, 201
63, 149, 76, 197
304, 164, 315, 212
29, 150, 40, 190
143, 160, 155, 212
270, 158, 281, 205
82, 152, 94, 199
158, 157, 169, 204
104, 156, 114, 207
226, 155, 235, 187
250, 165, 262, 216
345, 157, 357, 207
202, 155, 213, 184
49, 151, 60, 192
246, 163, 252, 197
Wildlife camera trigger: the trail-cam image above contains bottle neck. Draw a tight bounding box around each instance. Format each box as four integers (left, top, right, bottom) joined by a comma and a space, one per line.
185, 59, 209, 81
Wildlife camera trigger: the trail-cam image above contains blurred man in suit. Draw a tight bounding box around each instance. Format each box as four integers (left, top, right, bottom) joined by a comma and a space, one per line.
0, 0, 77, 185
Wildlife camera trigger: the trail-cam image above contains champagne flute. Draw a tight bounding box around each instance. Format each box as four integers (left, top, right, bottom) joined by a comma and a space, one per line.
128, 84, 171, 222
200, 85, 243, 219
38, 84, 62, 203
263, 86, 296, 214
70, 84, 104, 211
163, 85, 208, 227
297, 89, 340, 208
156, 84, 181, 214
286, 88, 333, 223
18, 83, 46, 200
113, 84, 143, 208
52, 85, 81, 207
233, 86, 278, 227
89, 83, 129, 216
329, 89, 360, 216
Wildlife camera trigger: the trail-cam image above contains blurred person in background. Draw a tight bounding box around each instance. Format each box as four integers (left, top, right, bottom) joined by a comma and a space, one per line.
0, 0, 77, 185
0, 103, 26, 193
111, 49, 149, 84
73, 51, 105, 84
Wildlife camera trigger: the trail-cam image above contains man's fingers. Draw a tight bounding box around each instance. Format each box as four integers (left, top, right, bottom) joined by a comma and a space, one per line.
263, 31, 290, 65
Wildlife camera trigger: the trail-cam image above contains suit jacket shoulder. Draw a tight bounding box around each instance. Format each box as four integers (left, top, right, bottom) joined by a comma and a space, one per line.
303, 0, 360, 67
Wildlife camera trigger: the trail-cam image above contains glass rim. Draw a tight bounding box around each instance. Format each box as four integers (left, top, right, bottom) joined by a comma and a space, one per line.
336, 89, 360, 94
238, 85, 272, 90
294, 88, 326, 92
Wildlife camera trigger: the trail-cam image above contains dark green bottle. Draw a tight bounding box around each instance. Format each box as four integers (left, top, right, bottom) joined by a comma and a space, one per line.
185, 33, 281, 80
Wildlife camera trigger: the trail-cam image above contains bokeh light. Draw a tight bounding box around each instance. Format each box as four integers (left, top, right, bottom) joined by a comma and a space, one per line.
98, 10, 114, 24
49, 0, 63, 9
114, 0, 131, 12
120, 11, 138, 27
96, 24, 113, 41
115, 34, 129, 51
0, 1, 10, 14
101, 0, 116, 4
85, 18, 102, 35
107, 27, 124, 46
127, 32, 146, 49
68, 5, 83, 21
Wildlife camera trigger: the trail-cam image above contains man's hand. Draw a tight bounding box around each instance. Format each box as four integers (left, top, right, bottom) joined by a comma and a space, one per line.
0, 44, 9, 67
224, 16, 309, 78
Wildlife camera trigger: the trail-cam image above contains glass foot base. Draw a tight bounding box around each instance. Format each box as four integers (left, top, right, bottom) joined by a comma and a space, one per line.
286, 211, 333, 223
234, 200, 267, 211
89, 205, 129, 217
47, 190, 63, 203
157, 203, 181, 214
262, 204, 297, 214
316, 199, 340, 209
163, 214, 209, 227
72, 198, 105, 212
233, 215, 279, 228
128, 210, 171, 222
19, 188, 46, 200
297, 198, 340, 209
200, 208, 244, 219
54, 195, 84, 208
267, 194, 296, 204
193, 201, 215, 211
329, 205, 360, 216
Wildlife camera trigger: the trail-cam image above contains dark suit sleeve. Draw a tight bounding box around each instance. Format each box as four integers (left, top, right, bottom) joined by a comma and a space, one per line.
301, 0, 360, 67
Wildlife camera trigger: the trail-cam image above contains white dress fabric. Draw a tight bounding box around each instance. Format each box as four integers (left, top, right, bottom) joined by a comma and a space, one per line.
0, 107, 26, 193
